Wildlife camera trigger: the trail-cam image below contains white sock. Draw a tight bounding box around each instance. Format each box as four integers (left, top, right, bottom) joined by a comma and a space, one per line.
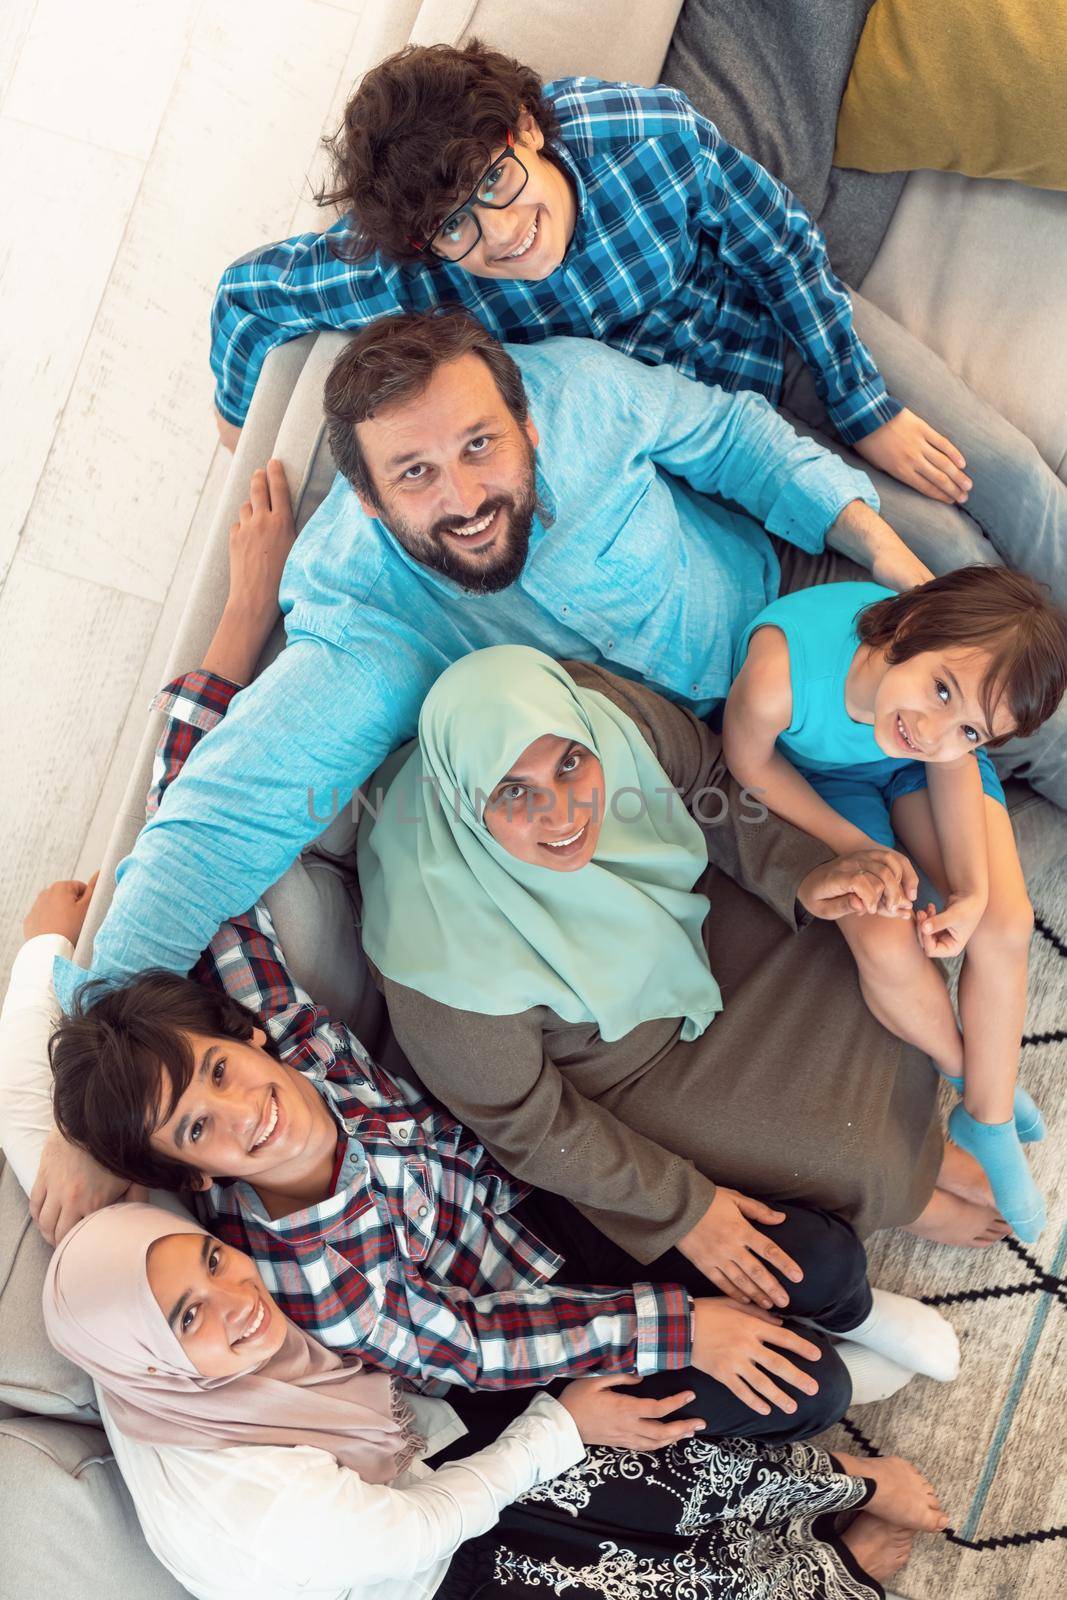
831, 1288, 960, 1383
837, 1340, 916, 1405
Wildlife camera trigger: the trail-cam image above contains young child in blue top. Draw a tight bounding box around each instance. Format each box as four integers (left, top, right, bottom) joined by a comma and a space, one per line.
724, 569, 1067, 1242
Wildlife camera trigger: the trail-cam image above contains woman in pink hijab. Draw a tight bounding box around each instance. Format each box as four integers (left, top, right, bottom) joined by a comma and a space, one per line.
43, 1202, 420, 1479
43, 1203, 941, 1600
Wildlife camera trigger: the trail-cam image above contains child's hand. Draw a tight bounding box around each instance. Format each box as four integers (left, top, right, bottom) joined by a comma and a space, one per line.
854, 409, 971, 505
203, 461, 298, 684
798, 848, 917, 921
690, 1299, 823, 1417
558, 1375, 705, 1450
22, 873, 99, 945
915, 893, 986, 959
30, 1128, 148, 1246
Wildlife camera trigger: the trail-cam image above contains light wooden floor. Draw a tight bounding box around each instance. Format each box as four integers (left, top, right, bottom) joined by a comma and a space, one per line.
0, 0, 370, 989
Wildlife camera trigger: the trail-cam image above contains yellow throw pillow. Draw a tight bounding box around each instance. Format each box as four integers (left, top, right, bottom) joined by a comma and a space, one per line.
834, 0, 1067, 190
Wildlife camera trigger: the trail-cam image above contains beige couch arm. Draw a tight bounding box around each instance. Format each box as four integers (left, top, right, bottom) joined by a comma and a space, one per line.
75, 332, 320, 966
410, 0, 685, 86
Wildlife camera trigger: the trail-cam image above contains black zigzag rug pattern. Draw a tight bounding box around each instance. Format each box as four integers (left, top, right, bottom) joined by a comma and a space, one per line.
1033, 913, 1066, 961
916, 1236, 1066, 1313
827, 884, 1066, 1588
1021, 909, 1066, 1048
838, 1405, 1067, 1555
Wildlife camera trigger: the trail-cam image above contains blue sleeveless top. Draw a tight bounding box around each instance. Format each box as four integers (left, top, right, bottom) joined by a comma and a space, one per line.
734, 582, 899, 775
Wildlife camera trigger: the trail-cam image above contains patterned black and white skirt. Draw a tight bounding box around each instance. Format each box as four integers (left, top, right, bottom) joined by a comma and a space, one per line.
438, 1433, 883, 1600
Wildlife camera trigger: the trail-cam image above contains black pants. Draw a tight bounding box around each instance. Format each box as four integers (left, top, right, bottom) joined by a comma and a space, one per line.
501, 1189, 872, 1444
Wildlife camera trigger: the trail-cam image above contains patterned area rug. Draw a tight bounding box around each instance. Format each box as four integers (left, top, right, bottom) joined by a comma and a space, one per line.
821, 856, 1066, 1599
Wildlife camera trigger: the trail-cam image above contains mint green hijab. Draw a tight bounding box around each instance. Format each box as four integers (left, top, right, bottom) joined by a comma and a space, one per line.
357, 647, 722, 1042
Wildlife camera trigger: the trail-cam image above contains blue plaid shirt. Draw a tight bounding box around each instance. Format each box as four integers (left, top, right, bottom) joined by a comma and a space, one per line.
212, 77, 899, 445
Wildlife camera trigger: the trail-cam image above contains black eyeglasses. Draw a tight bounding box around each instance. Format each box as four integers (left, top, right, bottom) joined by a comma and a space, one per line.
419, 134, 530, 263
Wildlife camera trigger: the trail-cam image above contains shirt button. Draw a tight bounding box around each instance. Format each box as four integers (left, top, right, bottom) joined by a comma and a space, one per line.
560, 605, 569, 615
395, 1124, 413, 1141
606, 640, 615, 650
691, 683, 699, 694
417, 1206, 429, 1219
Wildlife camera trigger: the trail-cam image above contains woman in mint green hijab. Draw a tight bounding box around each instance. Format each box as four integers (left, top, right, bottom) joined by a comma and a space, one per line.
357, 644, 722, 1042
356, 644, 945, 1305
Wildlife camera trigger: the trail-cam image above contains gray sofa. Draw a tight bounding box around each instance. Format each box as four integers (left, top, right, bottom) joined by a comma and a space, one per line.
3, 1, 1066, 1594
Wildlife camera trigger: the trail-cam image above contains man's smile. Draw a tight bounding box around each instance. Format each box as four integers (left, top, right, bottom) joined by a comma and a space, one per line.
440, 506, 502, 549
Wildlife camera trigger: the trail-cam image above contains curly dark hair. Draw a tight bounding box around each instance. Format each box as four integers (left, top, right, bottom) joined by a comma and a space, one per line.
857, 566, 1067, 746
49, 970, 268, 1192
317, 39, 562, 264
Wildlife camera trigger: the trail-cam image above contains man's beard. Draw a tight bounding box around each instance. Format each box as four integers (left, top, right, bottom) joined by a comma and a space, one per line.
380, 444, 538, 595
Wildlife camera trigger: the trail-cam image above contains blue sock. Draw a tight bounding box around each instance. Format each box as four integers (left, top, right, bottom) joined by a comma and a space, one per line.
1011, 1087, 1046, 1144
947, 1104, 1046, 1242
940, 1074, 1045, 1144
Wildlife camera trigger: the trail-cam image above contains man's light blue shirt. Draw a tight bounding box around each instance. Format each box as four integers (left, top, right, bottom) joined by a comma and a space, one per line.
58, 337, 875, 1004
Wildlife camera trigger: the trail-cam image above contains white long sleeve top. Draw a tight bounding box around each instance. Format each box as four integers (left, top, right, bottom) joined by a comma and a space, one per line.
0, 935, 586, 1600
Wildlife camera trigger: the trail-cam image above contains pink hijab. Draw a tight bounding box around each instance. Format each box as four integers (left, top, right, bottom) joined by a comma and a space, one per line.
43, 1203, 421, 1483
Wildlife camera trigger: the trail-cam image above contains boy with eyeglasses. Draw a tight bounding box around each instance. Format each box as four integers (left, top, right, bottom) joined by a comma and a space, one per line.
210, 39, 1066, 607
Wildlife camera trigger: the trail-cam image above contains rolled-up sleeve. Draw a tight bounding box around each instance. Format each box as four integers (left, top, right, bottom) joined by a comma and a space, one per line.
55, 637, 397, 1010
642, 360, 879, 552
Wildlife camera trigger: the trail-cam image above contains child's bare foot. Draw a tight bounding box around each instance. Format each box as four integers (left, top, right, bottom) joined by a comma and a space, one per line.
835, 1452, 948, 1531
936, 1141, 996, 1209
906, 1187, 1010, 1248
841, 1512, 916, 1582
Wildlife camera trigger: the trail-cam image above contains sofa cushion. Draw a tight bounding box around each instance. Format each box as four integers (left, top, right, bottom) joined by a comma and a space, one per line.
0, 1414, 190, 1598
661, 0, 905, 285
835, 0, 1067, 191
410, 0, 685, 87
0, 1150, 97, 1420
860, 171, 1067, 486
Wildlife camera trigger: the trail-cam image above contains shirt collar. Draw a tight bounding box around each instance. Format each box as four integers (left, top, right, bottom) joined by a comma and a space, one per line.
551, 142, 590, 262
